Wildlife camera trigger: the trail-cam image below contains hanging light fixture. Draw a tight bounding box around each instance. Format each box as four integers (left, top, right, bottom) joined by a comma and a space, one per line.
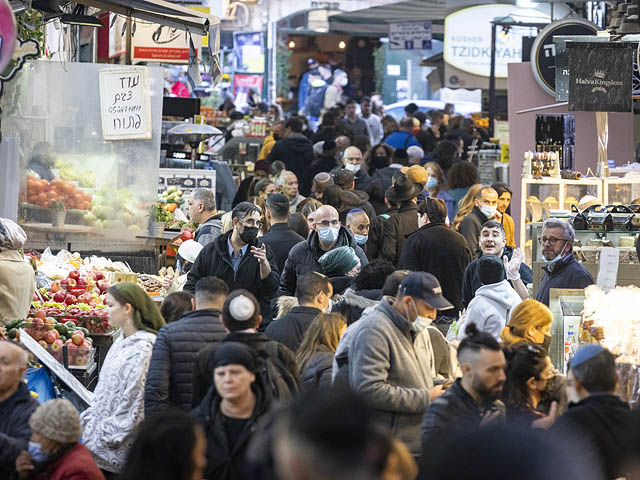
338, 40, 346, 49
288, 40, 295, 49
61, 5, 103, 28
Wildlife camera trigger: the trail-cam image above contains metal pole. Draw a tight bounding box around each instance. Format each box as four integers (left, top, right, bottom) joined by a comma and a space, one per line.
489, 22, 497, 138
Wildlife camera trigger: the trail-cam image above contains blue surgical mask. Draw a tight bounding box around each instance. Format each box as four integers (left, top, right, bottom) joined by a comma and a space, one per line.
28, 442, 48, 463
354, 233, 368, 245
542, 242, 568, 265
426, 176, 438, 190
480, 204, 497, 219
318, 226, 339, 243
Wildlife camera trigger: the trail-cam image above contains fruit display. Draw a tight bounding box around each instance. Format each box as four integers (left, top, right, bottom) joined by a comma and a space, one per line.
82, 188, 150, 233
25, 176, 93, 210
158, 186, 184, 206
7, 313, 94, 367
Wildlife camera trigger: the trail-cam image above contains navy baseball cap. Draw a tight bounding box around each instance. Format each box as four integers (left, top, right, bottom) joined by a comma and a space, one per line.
400, 272, 453, 310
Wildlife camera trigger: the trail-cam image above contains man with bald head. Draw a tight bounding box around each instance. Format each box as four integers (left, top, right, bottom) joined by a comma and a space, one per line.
335, 135, 351, 156
0, 341, 38, 476
332, 146, 371, 192
277, 205, 368, 297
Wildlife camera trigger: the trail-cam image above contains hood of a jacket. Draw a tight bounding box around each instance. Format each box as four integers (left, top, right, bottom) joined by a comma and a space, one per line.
276, 295, 299, 319
568, 394, 630, 423
474, 279, 521, 309
343, 288, 380, 310
343, 189, 370, 206
281, 134, 312, 153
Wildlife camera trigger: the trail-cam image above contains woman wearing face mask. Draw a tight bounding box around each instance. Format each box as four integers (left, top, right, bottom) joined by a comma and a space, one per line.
296, 313, 347, 391
423, 162, 457, 223
15, 399, 104, 480
503, 344, 557, 429
81, 283, 165, 477
363, 143, 395, 176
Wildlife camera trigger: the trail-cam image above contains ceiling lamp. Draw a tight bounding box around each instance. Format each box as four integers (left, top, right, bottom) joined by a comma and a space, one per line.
338, 40, 346, 49
61, 4, 103, 27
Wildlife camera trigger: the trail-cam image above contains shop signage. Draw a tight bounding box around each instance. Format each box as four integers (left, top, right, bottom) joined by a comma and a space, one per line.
530, 18, 598, 98
132, 20, 202, 64
554, 35, 607, 102
233, 73, 263, 96
389, 21, 432, 50
568, 42, 633, 112
159, 168, 216, 196
233, 32, 264, 73
444, 5, 549, 78
99, 67, 152, 141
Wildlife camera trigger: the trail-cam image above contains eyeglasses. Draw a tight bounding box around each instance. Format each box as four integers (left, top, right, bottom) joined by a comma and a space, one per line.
344, 157, 361, 163
538, 236, 567, 246
242, 219, 263, 229
316, 219, 340, 228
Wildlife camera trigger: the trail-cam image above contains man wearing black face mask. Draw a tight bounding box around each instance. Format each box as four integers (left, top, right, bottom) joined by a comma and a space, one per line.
184, 202, 280, 327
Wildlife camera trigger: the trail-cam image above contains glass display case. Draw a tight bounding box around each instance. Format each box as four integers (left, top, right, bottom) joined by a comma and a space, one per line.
520, 177, 603, 258
603, 177, 640, 205
549, 291, 585, 372
2, 61, 164, 253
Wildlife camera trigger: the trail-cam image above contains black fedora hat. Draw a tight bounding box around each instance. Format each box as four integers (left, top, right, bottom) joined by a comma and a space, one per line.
385, 174, 423, 203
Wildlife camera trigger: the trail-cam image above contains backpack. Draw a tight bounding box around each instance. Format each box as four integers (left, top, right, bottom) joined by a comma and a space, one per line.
255, 341, 299, 401
305, 83, 328, 117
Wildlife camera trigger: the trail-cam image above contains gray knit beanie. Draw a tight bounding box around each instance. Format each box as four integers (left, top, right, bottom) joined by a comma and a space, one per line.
29, 399, 82, 444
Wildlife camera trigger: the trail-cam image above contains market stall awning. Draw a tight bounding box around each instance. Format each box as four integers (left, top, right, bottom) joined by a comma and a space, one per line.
74, 0, 219, 36
328, 0, 515, 36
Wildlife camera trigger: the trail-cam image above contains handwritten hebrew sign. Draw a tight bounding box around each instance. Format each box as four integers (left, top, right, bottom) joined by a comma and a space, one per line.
99, 66, 152, 140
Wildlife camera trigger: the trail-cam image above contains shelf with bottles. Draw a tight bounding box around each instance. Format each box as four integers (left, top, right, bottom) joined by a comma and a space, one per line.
520, 177, 603, 259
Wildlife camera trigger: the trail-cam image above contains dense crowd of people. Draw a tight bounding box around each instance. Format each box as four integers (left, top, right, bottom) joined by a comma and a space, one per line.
1, 96, 638, 480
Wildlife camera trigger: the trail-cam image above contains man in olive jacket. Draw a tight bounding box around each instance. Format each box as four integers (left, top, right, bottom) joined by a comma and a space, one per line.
184, 202, 280, 324
349, 272, 454, 457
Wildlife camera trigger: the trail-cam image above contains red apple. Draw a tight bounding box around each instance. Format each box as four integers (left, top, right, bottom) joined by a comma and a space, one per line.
34, 310, 46, 321
68, 270, 81, 282
96, 280, 109, 294
76, 277, 87, 287
64, 294, 77, 305
44, 330, 58, 344
33, 317, 44, 328
50, 281, 61, 293
61, 278, 77, 289
71, 331, 85, 346
78, 293, 93, 304
53, 292, 66, 303
94, 270, 104, 281
50, 339, 63, 352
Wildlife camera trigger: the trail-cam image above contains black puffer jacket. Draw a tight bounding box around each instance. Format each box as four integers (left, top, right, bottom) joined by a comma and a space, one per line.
267, 133, 314, 185
192, 379, 272, 480
301, 347, 335, 392
399, 222, 472, 313
332, 288, 381, 325
380, 201, 419, 266
265, 306, 322, 353
457, 206, 489, 256
184, 231, 280, 322
145, 309, 227, 414
277, 227, 368, 297
0, 382, 38, 476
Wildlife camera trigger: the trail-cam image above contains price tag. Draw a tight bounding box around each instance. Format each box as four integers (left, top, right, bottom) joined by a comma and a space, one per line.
99, 67, 152, 140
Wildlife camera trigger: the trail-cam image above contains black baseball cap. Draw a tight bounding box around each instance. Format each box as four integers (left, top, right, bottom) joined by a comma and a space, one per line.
400, 272, 453, 310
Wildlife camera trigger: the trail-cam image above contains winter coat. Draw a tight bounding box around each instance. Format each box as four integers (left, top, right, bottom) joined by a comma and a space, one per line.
366, 207, 397, 260
260, 223, 305, 274
461, 246, 533, 309
0, 382, 38, 476
349, 298, 435, 456
33, 443, 105, 480
192, 380, 272, 480
384, 131, 421, 150
381, 201, 419, 266
421, 379, 505, 470
332, 287, 381, 325
552, 394, 630, 480
457, 206, 489, 256
458, 280, 523, 341
371, 165, 402, 191
267, 133, 314, 184
341, 189, 377, 224
535, 254, 594, 306
265, 306, 322, 353
145, 309, 227, 415
194, 213, 224, 247
501, 212, 516, 248
191, 331, 298, 408
81, 330, 156, 473
277, 227, 368, 297
0, 249, 35, 324
184, 231, 280, 323
301, 155, 340, 196
301, 346, 335, 392
399, 222, 471, 313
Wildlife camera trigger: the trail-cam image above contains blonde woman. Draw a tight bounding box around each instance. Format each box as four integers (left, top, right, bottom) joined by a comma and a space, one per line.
296, 313, 347, 391
500, 299, 553, 350
452, 183, 483, 231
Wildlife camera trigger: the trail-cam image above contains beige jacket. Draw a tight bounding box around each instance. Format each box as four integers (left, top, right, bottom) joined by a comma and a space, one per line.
0, 249, 35, 324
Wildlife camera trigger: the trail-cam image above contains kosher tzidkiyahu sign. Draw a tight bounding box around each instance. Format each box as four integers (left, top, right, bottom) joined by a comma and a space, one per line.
444, 4, 549, 78
568, 42, 633, 113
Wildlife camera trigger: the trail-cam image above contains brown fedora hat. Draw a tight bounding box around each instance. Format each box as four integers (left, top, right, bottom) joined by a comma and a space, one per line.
385, 175, 423, 203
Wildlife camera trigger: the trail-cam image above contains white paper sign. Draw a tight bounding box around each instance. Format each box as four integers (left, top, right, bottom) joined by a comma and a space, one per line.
20, 329, 94, 406
99, 67, 152, 141
597, 247, 619, 292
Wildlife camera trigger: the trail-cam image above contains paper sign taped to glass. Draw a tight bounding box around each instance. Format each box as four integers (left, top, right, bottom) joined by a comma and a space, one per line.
568, 42, 634, 112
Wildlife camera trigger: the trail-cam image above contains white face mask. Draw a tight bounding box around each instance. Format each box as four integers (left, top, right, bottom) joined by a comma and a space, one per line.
339, 77, 348, 87
542, 242, 568, 264
345, 163, 360, 173
480, 204, 497, 219
406, 299, 433, 332
318, 226, 339, 243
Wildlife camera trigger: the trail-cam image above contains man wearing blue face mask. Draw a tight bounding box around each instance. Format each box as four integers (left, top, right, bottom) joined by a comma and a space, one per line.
349, 272, 455, 459
277, 205, 368, 298
345, 209, 371, 259
535, 218, 593, 306
458, 186, 501, 255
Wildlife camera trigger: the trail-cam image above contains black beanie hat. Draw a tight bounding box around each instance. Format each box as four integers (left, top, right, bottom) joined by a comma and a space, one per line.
211, 342, 257, 373
477, 255, 505, 285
